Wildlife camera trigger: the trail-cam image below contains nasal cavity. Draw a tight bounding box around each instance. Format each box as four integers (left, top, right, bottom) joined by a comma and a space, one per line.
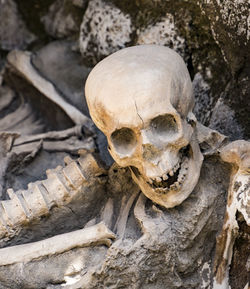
142, 144, 161, 161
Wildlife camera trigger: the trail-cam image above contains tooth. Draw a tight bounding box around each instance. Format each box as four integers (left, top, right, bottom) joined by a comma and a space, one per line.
175, 183, 180, 190
170, 184, 176, 190
155, 177, 162, 182
169, 170, 174, 176
162, 174, 168, 180
156, 187, 169, 194
148, 178, 153, 184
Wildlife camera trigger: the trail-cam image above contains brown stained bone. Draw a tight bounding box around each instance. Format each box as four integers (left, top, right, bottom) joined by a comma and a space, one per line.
0, 153, 107, 239
214, 140, 250, 285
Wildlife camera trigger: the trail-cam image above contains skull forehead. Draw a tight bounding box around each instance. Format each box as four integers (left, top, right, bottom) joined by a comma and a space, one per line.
86, 45, 193, 133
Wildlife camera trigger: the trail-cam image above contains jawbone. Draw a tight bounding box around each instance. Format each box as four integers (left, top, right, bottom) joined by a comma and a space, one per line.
130, 138, 204, 208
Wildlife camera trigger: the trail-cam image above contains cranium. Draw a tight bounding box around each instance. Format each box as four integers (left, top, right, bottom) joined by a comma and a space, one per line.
85, 45, 203, 208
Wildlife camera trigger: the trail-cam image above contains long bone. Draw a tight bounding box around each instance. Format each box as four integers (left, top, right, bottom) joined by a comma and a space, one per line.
6, 50, 94, 134
13, 125, 83, 146
114, 188, 140, 238
0, 153, 107, 239
0, 222, 115, 266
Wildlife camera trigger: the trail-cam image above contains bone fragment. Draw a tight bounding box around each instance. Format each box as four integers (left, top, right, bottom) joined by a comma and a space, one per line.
0, 102, 34, 132
196, 121, 228, 155
0, 222, 115, 266
114, 190, 140, 238
214, 140, 250, 285
7, 50, 94, 132
134, 193, 156, 236
14, 125, 83, 146
12, 136, 95, 155
100, 198, 114, 228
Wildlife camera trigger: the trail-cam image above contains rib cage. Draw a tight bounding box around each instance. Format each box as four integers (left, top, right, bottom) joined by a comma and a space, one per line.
0, 153, 106, 239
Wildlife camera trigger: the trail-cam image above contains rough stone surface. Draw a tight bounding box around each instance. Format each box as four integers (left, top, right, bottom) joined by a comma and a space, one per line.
79, 0, 133, 65
209, 98, 244, 141
197, 0, 250, 139
193, 72, 213, 125
137, 14, 187, 62
41, 0, 85, 39
0, 0, 36, 51
198, 0, 249, 73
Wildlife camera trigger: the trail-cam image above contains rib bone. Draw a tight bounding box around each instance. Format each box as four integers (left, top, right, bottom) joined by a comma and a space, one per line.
0, 222, 115, 266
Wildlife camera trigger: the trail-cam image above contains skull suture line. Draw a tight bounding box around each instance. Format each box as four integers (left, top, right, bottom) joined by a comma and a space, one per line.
86, 45, 203, 208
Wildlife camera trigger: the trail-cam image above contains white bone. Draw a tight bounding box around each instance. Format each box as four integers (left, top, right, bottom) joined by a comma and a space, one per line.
86, 45, 203, 208
0, 222, 115, 266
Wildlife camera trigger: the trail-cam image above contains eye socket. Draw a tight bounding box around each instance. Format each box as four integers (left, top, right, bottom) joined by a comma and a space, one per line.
150, 114, 178, 138
110, 128, 137, 156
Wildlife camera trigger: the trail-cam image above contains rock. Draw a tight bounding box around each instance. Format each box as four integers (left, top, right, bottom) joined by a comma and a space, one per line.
193, 73, 246, 141
198, 0, 249, 74
0, 0, 36, 51
209, 98, 244, 141
137, 14, 187, 62
31, 41, 91, 116
79, 0, 133, 65
193, 72, 214, 125
41, 0, 84, 38
196, 0, 250, 139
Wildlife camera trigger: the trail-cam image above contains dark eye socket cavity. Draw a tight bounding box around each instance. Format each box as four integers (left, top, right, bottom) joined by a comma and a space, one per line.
110, 128, 137, 155
150, 114, 178, 137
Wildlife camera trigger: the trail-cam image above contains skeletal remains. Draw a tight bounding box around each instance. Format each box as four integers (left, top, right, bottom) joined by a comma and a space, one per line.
0, 45, 249, 288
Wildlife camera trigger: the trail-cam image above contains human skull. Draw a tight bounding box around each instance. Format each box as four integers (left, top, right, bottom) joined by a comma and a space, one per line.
85, 45, 203, 208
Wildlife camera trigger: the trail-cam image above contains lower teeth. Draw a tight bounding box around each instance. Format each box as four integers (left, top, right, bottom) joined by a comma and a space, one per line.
151, 157, 188, 192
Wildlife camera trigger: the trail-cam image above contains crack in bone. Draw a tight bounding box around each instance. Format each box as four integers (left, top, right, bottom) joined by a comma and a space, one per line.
134, 100, 144, 127
0, 222, 116, 266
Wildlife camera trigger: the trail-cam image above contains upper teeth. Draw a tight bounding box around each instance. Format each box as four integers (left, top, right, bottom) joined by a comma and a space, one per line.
162, 174, 168, 180
150, 157, 189, 193
155, 176, 162, 182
